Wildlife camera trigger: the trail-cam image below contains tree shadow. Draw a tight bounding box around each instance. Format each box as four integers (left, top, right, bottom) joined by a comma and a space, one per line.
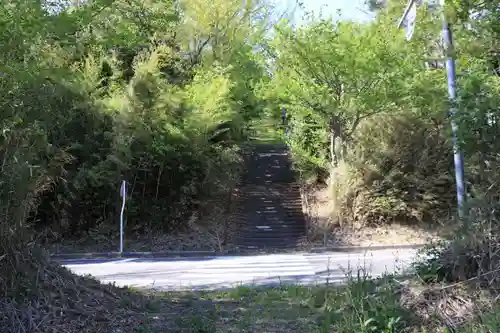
233, 143, 308, 252
138, 273, 423, 333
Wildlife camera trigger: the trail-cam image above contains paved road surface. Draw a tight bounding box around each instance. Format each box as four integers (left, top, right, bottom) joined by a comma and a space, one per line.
59, 248, 420, 291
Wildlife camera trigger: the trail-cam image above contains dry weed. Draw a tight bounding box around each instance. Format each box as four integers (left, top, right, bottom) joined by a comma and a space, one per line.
0, 244, 155, 333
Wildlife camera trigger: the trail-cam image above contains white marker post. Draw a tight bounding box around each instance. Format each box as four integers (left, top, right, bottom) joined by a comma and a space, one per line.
119, 180, 126, 254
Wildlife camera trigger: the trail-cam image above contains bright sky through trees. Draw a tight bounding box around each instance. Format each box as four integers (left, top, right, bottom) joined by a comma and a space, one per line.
278, 0, 374, 25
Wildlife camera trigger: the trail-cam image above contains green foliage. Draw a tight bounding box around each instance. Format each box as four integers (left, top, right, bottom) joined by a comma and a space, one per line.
259, 0, 500, 230
186, 275, 414, 333
459, 307, 500, 333
454, 59, 500, 197
164, 275, 499, 332
259, 8, 433, 179
1, 0, 499, 255
318, 274, 412, 333
4, 0, 500, 332
334, 114, 455, 226
0, 0, 270, 243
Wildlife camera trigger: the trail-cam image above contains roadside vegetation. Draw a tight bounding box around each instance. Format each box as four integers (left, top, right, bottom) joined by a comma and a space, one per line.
154, 273, 499, 333
1, 0, 500, 331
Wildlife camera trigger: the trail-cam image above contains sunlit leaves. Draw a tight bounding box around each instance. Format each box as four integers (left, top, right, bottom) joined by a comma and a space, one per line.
267, 15, 420, 136
184, 64, 235, 129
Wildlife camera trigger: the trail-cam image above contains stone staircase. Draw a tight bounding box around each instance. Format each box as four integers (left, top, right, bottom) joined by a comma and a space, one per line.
234, 143, 307, 251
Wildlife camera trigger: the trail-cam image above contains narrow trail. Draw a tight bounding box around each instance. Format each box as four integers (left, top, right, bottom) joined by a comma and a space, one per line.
233, 143, 307, 251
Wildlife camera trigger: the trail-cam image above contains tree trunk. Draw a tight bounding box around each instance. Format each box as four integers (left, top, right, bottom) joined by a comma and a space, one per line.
330, 127, 336, 167
329, 117, 344, 167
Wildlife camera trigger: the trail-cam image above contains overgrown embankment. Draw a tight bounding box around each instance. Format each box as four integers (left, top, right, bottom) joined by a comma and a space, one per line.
0, 0, 273, 331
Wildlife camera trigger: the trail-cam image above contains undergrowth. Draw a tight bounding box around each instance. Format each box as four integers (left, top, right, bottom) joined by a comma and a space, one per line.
414, 199, 500, 286
154, 269, 499, 333
0, 244, 158, 333
299, 113, 456, 230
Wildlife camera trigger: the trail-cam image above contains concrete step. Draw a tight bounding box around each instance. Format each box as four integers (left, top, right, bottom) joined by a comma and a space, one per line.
234, 143, 307, 251
238, 225, 306, 233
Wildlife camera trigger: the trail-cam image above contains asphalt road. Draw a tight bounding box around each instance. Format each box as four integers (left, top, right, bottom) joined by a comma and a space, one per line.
59, 247, 421, 291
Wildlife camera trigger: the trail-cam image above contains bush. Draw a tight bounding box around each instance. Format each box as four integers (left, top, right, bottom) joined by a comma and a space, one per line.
0, 1, 260, 245
330, 113, 456, 227
33, 48, 248, 240
414, 199, 500, 285
286, 114, 330, 182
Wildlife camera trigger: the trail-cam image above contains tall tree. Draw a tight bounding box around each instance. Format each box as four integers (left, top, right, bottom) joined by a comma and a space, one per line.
261, 14, 426, 171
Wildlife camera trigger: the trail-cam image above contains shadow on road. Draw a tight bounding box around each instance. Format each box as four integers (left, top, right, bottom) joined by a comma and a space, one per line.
56, 256, 220, 265
182, 270, 347, 291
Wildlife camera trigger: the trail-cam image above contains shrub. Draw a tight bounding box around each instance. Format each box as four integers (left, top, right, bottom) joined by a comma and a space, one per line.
414, 198, 500, 285
330, 113, 456, 227
1, 15, 254, 244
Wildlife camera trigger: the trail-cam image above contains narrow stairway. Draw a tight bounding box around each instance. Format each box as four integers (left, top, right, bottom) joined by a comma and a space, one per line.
234, 143, 307, 252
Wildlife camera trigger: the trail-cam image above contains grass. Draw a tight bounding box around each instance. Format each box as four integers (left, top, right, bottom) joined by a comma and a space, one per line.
132, 269, 499, 333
